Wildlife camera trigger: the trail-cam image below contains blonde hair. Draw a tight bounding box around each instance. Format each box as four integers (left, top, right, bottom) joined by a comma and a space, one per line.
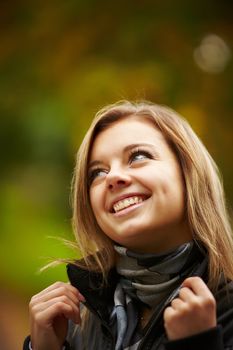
72, 100, 233, 290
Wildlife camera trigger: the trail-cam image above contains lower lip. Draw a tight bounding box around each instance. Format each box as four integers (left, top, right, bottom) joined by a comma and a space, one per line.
112, 200, 147, 217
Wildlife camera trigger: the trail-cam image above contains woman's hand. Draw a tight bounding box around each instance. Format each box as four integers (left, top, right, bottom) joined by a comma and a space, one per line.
163, 277, 216, 341
29, 281, 85, 350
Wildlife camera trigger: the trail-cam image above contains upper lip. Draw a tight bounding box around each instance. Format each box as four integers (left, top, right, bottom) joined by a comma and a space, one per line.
108, 192, 150, 213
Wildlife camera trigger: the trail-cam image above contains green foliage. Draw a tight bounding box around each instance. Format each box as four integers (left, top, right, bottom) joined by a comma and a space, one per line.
0, 0, 232, 296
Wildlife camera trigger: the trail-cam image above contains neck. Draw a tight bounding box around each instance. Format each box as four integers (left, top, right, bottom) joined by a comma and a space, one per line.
123, 221, 193, 254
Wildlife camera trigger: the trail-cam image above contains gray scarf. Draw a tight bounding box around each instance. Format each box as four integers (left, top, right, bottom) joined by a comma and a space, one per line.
111, 241, 205, 350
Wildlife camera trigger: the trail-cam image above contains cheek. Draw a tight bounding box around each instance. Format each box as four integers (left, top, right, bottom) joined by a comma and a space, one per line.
89, 189, 97, 216
173, 171, 186, 202
159, 171, 185, 209
89, 187, 104, 217
170, 179, 186, 215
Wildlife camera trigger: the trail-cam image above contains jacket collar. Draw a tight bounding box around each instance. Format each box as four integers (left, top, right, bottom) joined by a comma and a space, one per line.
67, 263, 118, 321
67, 245, 208, 323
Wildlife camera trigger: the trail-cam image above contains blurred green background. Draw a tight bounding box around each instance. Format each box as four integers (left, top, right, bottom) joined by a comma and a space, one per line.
0, 0, 232, 348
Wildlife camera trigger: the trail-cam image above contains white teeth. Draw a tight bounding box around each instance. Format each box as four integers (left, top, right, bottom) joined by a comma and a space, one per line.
113, 196, 144, 213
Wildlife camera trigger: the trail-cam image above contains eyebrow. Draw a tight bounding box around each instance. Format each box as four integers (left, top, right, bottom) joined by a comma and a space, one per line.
123, 142, 156, 153
88, 142, 158, 169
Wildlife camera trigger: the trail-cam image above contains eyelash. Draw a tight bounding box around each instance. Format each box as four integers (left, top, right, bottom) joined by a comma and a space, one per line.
88, 148, 153, 185
129, 148, 153, 163
88, 168, 107, 185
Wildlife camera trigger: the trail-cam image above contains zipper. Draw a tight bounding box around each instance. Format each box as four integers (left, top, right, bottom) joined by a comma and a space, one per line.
81, 296, 115, 349
138, 258, 208, 349
137, 287, 180, 350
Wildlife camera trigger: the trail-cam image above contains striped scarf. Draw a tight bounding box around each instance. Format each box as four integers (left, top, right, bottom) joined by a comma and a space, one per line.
111, 241, 204, 350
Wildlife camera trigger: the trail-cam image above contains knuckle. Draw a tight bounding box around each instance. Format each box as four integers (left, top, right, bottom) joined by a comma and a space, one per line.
163, 307, 169, 318
171, 300, 179, 309
179, 287, 189, 297
176, 304, 189, 316
56, 301, 71, 311
190, 299, 202, 311
55, 301, 65, 311
34, 312, 44, 326
184, 276, 200, 284
183, 276, 193, 283
58, 286, 67, 295
178, 289, 184, 298
192, 276, 201, 282
170, 299, 176, 307
29, 297, 38, 311
187, 276, 201, 283
163, 307, 174, 322
29, 295, 38, 305
203, 296, 216, 309
59, 295, 69, 304
189, 296, 216, 313
166, 313, 176, 325
54, 281, 65, 289
30, 303, 39, 315
181, 303, 190, 313
29, 298, 35, 309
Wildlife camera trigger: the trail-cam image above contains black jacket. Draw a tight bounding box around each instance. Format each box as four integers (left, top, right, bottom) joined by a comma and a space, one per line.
23, 259, 233, 350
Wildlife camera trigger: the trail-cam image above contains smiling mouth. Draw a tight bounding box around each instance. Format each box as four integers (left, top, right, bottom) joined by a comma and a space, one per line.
111, 196, 147, 213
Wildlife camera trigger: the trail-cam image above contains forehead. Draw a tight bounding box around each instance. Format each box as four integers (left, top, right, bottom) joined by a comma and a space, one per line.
89, 116, 168, 159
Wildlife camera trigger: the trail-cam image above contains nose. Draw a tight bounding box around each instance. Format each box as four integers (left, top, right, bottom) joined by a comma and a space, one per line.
106, 168, 131, 191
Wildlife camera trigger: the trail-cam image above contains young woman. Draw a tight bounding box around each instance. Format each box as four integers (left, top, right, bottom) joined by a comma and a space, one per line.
24, 101, 233, 350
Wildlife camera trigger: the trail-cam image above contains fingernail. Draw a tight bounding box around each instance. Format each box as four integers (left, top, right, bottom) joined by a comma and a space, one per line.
78, 292, 86, 302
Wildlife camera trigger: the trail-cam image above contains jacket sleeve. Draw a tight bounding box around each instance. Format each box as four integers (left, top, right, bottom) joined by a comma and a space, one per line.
23, 335, 71, 350
164, 326, 224, 350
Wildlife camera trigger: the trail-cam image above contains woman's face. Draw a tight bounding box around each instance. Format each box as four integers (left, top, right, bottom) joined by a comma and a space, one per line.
88, 116, 192, 253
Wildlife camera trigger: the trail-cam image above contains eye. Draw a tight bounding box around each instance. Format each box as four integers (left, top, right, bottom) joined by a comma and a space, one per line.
88, 168, 108, 185
129, 149, 153, 163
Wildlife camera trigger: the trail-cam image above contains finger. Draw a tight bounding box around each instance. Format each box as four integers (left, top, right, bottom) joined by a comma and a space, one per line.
182, 277, 213, 298
33, 295, 80, 313
36, 300, 81, 326
179, 287, 196, 302
33, 282, 68, 296
170, 298, 185, 310
32, 282, 85, 303
32, 286, 81, 305
163, 306, 176, 323
36, 282, 80, 297
32, 297, 81, 324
